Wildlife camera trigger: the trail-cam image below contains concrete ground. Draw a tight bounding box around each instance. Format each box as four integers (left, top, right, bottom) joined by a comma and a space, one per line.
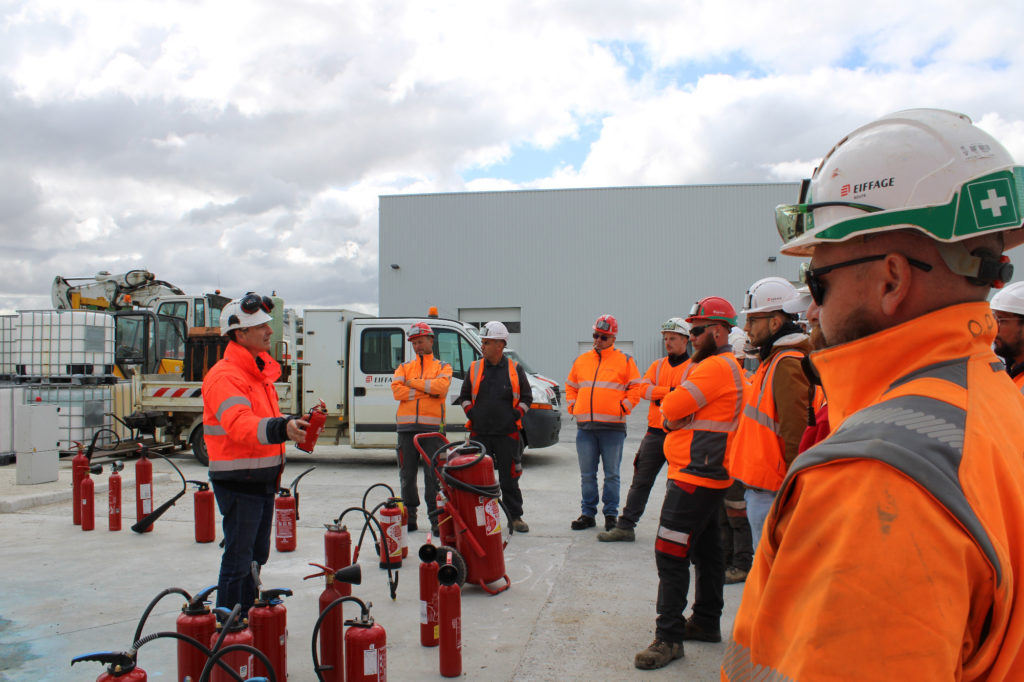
0, 411, 744, 681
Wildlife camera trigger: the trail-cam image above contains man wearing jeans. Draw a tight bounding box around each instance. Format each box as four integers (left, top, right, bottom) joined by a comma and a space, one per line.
565, 314, 643, 531
203, 293, 308, 614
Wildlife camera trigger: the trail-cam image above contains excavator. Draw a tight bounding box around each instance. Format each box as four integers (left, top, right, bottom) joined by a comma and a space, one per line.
51, 270, 230, 378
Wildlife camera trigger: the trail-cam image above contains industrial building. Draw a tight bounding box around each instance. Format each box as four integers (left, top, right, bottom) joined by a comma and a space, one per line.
379, 182, 807, 380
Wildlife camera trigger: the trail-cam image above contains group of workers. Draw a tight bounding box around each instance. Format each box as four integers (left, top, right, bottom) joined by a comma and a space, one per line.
197, 107, 1024, 680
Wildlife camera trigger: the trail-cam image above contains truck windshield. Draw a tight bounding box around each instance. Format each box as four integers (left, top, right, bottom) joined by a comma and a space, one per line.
503, 349, 535, 374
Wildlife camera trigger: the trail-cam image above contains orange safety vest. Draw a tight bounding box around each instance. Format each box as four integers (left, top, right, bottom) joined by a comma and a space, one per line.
726, 303, 1024, 681
202, 341, 285, 476
661, 350, 746, 489
1012, 370, 1024, 394
464, 358, 523, 432
565, 346, 643, 426
729, 349, 805, 491
392, 353, 452, 430
640, 356, 692, 430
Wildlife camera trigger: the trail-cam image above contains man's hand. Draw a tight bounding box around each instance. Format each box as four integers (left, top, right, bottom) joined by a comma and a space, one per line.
663, 418, 685, 431
287, 418, 310, 443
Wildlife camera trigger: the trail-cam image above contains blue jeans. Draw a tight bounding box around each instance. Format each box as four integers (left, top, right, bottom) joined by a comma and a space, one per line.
576, 429, 626, 517
744, 487, 776, 551
213, 484, 275, 614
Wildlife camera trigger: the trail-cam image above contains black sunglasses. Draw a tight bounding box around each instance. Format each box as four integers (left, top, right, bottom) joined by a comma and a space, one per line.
592, 333, 612, 341
689, 325, 710, 337
803, 254, 932, 306
240, 292, 274, 314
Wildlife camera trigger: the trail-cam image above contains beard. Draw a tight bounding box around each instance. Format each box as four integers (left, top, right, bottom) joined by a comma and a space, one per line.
690, 333, 718, 363
820, 304, 886, 348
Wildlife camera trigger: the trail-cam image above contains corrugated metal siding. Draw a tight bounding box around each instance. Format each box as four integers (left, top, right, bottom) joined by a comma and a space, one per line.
380, 183, 804, 381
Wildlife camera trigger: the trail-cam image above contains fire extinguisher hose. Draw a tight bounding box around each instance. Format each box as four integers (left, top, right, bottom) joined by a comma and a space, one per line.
132, 630, 248, 682
310, 595, 369, 682
130, 451, 188, 533
433, 440, 516, 529
198, 643, 277, 682
337, 506, 400, 600
131, 586, 192, 646
360, 482, 395, 510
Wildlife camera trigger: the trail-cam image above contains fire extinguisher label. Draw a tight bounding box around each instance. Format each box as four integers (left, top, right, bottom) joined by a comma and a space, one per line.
276, 510, 294, 539
364, 643, 384, 675
387, 523, 402, 557
454, 616, 462, 650
484, 498, 501, 535
420, 599, 427, 623
475, 504, 485, 526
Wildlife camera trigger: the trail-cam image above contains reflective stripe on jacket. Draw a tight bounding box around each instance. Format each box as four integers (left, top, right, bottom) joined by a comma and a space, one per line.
640, 356, 692, 430
726, 303, 1024, 681
202, 341, 285, 478
565, 346, 643, 426
464, 358, 524, 432
729, 347, 809, 491
660, 347, 745, 489
391, 353, 452, 430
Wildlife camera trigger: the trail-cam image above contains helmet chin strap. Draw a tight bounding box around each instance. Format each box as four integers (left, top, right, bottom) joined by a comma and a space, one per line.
935, 242, 1014, 289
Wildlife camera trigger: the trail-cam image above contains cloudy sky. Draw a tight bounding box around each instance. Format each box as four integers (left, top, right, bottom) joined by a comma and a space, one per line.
2, 1, 1023, 314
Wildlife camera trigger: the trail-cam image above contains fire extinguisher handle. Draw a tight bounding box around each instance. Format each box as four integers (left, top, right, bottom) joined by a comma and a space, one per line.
70, 650, 135, 668
259, 588, 293, 601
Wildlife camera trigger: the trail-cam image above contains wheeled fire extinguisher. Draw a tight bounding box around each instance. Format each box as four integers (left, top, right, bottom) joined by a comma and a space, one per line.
80, 467, 97, 531
344, 598, 387, 682
135, 445, 154, 534
208, 607, 255, 682
296, 399, 328, 453
324, 521, 352, 596
72, 441, 88, 526
438, 554, 462, 677
108, 461, 123, 531
306, 563, 363, 682
419, 538, 440, 647
275, 466, 316, 552
177, 586, 217, 682
376, 499, 403, 569
71, 650, 147, 681
190, 480, 215, 543
250, 588, 292, 682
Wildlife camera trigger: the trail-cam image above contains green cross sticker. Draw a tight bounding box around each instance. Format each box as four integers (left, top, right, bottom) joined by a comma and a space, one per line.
967, 178, 1019, 229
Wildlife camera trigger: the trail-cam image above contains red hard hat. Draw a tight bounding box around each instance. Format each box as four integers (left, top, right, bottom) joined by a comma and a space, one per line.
686, 297, 737, 327
593, 314, 618, 336
407, 322, 434, 340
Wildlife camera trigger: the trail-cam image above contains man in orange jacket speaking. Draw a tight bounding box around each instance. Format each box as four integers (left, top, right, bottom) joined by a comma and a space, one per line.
726, 109, 1024, 681
203, 293, 309, 615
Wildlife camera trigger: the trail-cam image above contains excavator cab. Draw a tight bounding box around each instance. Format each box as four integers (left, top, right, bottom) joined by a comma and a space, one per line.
113, 311, 187, 378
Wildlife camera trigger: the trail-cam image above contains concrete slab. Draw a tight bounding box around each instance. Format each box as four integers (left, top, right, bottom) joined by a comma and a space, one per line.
0, 412, 743, 680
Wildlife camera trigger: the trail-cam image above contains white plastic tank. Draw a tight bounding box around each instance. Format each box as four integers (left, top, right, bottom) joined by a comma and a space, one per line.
15, 310, 115, 378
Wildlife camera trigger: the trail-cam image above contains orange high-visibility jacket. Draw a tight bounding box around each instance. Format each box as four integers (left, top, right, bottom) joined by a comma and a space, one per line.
640, 356, 692, 430
202, 341, 285, 478
729, 339, 810, 492
565, 346, 643, 427
463, 357, 525, 432
1011, 369, 1024, 394
391, 353, 452, 431
725, 303, 1024, 681
661, 348, 745, 489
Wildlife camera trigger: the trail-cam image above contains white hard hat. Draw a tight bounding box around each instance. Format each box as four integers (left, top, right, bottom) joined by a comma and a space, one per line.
991, 281, 1024, 316
660, 317, 690, 336
742, 277, 800, 314
479, 320, 509, 342
221, 293, 274, 335
777, 109, 1024, 258
729, 327, 750, 358
782, 284, 813, 315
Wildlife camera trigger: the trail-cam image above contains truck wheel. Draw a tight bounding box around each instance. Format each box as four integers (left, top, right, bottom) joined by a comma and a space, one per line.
190, 427, 209, 467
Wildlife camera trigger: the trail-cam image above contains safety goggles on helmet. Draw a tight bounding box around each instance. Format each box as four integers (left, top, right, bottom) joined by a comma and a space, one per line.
240, 292, 274, 315
800, 254, 933, 306
594, 318, 614, 332
660, 318, 689, 335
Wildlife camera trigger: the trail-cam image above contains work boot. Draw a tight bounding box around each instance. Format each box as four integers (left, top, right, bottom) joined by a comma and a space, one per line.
725, 566, 748, 584
683, 618, 722, 642
605, 515, 617, 531
634, 639, 683, 670
570, 514, 596, 530
511, 518, 530, 533
596, 526, 635, 542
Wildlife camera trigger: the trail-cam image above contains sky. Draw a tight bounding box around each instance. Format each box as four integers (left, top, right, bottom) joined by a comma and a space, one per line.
1, 0, 1023, 314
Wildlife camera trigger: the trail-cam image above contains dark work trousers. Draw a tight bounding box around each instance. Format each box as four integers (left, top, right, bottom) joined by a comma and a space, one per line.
654, 479, 727, 643
397, 431, 443, 525
212, 484, 275, 615
720, 480, 753, 571
617, 428, 667, 529
472, 432, 525, 520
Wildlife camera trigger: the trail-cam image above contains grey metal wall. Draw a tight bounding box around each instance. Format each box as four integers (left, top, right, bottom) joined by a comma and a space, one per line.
379, 183, 804, 381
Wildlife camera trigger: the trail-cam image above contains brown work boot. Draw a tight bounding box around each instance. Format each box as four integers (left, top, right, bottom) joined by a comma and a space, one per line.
725, 566, 748, 584
634, 639, 683, 670
511, 517, 530, 533
596, 526, 635, 542
570, 514, 595, 530
683, 618, 722, 642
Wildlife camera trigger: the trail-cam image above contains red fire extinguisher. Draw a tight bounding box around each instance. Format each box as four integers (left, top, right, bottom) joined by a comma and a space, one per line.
324, 522, 352, 596
345, 598, 387, 682
71, 650, 147, 681
296, 399, 328, 453
80, 469, 96, 532
190, 480, 215, 543
436, 491, 456, 548
209, 608, 255, 682
135, 445, 153, 534
377, 499, 403, 569
419, 538, 440, 647
250, 588, 292, 682
438, 554, 462, 677
306, 563, 363, 682
108, 461, 123, 531
71, 441, 88, 526
275, 466, 315, 552
177, 585, 217, 682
